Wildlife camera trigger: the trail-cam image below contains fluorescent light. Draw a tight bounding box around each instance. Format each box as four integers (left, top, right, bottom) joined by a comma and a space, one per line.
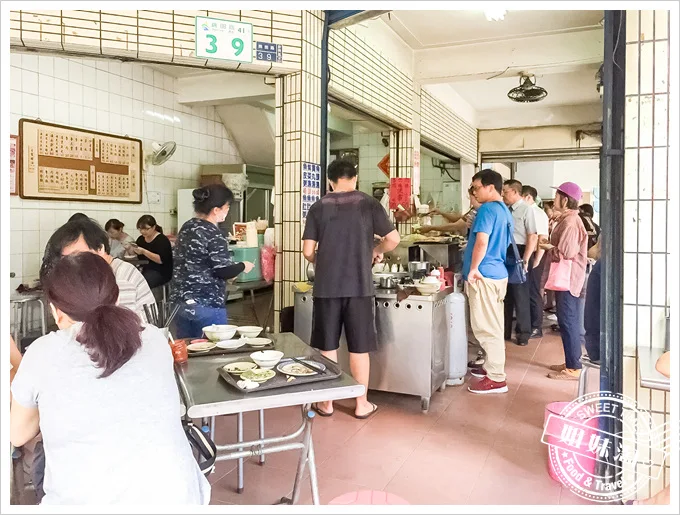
484, 9, 507, 22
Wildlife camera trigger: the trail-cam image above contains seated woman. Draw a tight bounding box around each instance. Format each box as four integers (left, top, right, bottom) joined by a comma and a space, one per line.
132, 215, 173, 289
10, 253, 209, 504
105, 219, 135, 259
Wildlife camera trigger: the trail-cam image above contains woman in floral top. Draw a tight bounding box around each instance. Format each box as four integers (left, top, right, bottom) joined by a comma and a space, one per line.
171, 185, 254, 338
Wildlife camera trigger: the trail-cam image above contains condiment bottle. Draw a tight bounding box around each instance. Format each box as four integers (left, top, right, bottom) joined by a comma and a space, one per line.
169, 336, 188, 364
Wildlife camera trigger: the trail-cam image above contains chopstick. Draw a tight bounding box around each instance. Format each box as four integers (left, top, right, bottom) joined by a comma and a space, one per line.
165, 304, 180, 328
291, 356, 325, 375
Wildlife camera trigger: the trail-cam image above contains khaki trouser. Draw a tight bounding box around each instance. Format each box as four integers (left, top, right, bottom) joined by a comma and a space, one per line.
466, 277, 508, 382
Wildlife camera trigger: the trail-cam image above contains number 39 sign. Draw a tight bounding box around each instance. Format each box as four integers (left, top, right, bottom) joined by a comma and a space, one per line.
195, 16, 253, 63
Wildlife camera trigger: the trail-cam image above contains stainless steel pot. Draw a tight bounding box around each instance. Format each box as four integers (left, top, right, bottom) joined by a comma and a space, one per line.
306, 262, 315, 282
408, 261, 430, 279
379, 275, 398, 289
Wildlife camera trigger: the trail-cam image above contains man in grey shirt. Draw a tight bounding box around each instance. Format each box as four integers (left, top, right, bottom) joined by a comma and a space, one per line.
502, 179, 538, 346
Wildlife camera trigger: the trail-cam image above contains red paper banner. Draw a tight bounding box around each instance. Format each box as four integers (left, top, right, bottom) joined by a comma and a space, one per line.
389, 178, 411, 210
377, 154, 390, 178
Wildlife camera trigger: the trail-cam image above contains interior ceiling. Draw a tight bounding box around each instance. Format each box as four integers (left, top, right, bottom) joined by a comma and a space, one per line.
329, 103, 392, 134
452, 66, 602, 111
381, 10, 604, 129
384, 10, 603, 48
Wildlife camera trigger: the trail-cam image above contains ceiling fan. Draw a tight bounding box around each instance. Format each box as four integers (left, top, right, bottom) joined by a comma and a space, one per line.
507, 74, 548, 103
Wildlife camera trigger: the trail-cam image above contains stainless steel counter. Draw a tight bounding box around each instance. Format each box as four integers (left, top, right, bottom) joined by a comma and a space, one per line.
638, 347, 670, 391
294, 287, 454, 412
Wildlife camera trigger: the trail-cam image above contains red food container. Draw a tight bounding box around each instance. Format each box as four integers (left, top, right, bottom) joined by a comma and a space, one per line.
170, 338, 188, 364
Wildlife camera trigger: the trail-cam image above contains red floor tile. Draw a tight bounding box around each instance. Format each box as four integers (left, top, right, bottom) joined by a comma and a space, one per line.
200, 331, 586, 505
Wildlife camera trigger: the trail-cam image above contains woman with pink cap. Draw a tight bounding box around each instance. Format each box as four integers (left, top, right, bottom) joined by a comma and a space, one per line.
541, 182, 588, 380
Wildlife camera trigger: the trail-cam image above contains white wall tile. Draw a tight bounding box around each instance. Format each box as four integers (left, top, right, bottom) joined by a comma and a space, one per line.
96, 69, 109, 91
39, 97, 54, 121
68, 83, 83, 105
96, 90, 109, 110
40, 75, 54, 99
22, 69, 38, 95
38, 55, 53, 76
22, 54, 38, 72
70, 105, 84, 128
10, 67, 22, 91
83, 86, 97, 107
82, 65, 96, 87
22, 93, 39, 118
54, 78, 68, 96
68, 60, 83, 83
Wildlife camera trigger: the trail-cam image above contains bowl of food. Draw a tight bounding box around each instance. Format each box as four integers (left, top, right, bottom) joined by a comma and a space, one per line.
415, 281, 440, 295
237, 326, 263, 338
250, 350, 284, 370
203, 325, 238, 342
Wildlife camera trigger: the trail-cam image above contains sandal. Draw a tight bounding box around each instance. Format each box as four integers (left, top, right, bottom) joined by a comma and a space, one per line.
312, 403, 333, 417
355, 402, 379, 420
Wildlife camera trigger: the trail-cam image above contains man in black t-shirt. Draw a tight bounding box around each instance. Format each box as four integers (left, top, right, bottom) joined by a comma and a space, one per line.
302, 160, 400, 419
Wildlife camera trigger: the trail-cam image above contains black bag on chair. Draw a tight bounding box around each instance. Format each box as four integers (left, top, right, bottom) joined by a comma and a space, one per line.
183, 420, 217, 477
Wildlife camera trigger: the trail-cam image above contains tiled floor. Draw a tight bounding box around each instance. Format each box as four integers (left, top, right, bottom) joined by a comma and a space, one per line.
207, 321, 600, 506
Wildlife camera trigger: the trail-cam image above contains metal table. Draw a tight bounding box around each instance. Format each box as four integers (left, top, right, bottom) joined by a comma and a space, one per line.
120, 256, 149, 268
174, 333, 364, 505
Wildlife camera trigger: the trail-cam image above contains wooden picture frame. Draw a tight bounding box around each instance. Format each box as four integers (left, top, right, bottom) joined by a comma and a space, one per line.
10, 134, 18, 195
18, 118, 143, 204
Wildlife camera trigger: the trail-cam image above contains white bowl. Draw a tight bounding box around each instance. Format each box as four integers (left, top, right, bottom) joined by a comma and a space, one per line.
421, 276, 440, 285
237, 326, 263, 338
216, 339, 246, 350
250, 350, 284, 370
203, 324, 238, 342
415, 283, 440, 295
247, 337, 272, 348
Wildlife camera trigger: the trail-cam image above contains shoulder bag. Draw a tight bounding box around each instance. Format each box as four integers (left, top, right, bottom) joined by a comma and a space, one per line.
506, 221, 527, 284
184, 419, 217, 477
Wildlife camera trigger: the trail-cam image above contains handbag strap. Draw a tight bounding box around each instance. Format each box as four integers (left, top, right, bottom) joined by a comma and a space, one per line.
507, 221, 523, 263
497, 201, 523, 263
184, 420, 217, 475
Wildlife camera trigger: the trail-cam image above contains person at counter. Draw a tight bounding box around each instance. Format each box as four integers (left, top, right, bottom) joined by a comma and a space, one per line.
502, 179, 538, 346
463, 169, 513, 395
105, 218, 136, 259
40, 219, 155, 323
132, 215, 173, 289
416, 187, 479, 236
302, 159, 400, 419
172, 185, 254, 338
10, 252, 210, 504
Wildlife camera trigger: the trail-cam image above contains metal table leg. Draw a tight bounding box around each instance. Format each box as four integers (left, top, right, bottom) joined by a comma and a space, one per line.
37, 299, 46, 336
210, 416, 216, 442
237, 412, 244, 493
258, 409, 266, 465
12, 303, 19, 347
279, 404, 318, 505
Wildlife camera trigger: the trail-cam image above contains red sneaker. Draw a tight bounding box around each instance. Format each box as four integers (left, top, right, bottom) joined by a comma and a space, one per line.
470, 367, 487, 379
468, 376, 508, 394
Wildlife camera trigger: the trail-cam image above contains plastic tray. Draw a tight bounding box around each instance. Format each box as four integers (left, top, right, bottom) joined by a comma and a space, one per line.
187, 341, 275, 358
217, 355, 342, 393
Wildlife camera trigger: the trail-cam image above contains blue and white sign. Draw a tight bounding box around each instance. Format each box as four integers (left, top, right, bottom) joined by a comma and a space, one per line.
301, 162, 321, 222
195, 16, 253, 63
255, 42, 283, 63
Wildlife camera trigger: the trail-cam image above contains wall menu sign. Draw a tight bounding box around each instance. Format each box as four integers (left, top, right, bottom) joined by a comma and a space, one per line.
19, 119, 143, 204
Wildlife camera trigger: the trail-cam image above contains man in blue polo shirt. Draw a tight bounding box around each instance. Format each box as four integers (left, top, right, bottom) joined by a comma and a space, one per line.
463, 169, 514, 394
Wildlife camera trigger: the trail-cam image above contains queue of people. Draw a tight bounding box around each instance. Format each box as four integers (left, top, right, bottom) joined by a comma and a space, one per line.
458, 170, 602, 393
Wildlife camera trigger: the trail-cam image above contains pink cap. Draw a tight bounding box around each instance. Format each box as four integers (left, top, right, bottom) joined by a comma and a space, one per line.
553, 182, 583, 201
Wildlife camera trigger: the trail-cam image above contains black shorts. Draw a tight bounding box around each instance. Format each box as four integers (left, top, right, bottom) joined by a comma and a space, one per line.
311, 297, 377, 354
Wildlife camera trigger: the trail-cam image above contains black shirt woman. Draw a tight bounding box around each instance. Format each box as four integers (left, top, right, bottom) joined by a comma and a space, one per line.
171, 185, 254, 338
132, 215, 173, 289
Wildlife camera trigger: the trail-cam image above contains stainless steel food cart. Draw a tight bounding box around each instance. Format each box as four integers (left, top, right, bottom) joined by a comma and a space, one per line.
294, 287, 452, 412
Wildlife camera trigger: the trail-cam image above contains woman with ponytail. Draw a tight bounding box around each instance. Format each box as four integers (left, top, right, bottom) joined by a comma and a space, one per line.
10, 253, 210, 505
172, 184, 254, 338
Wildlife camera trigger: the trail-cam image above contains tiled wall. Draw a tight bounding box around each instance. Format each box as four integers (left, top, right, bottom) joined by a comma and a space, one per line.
9, 10, 303, 75
328, 27, 413, 129
621, 10, 671, 501
9, 52, 242, 295
273, 11, 323, 331
420, 89, 478, 164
